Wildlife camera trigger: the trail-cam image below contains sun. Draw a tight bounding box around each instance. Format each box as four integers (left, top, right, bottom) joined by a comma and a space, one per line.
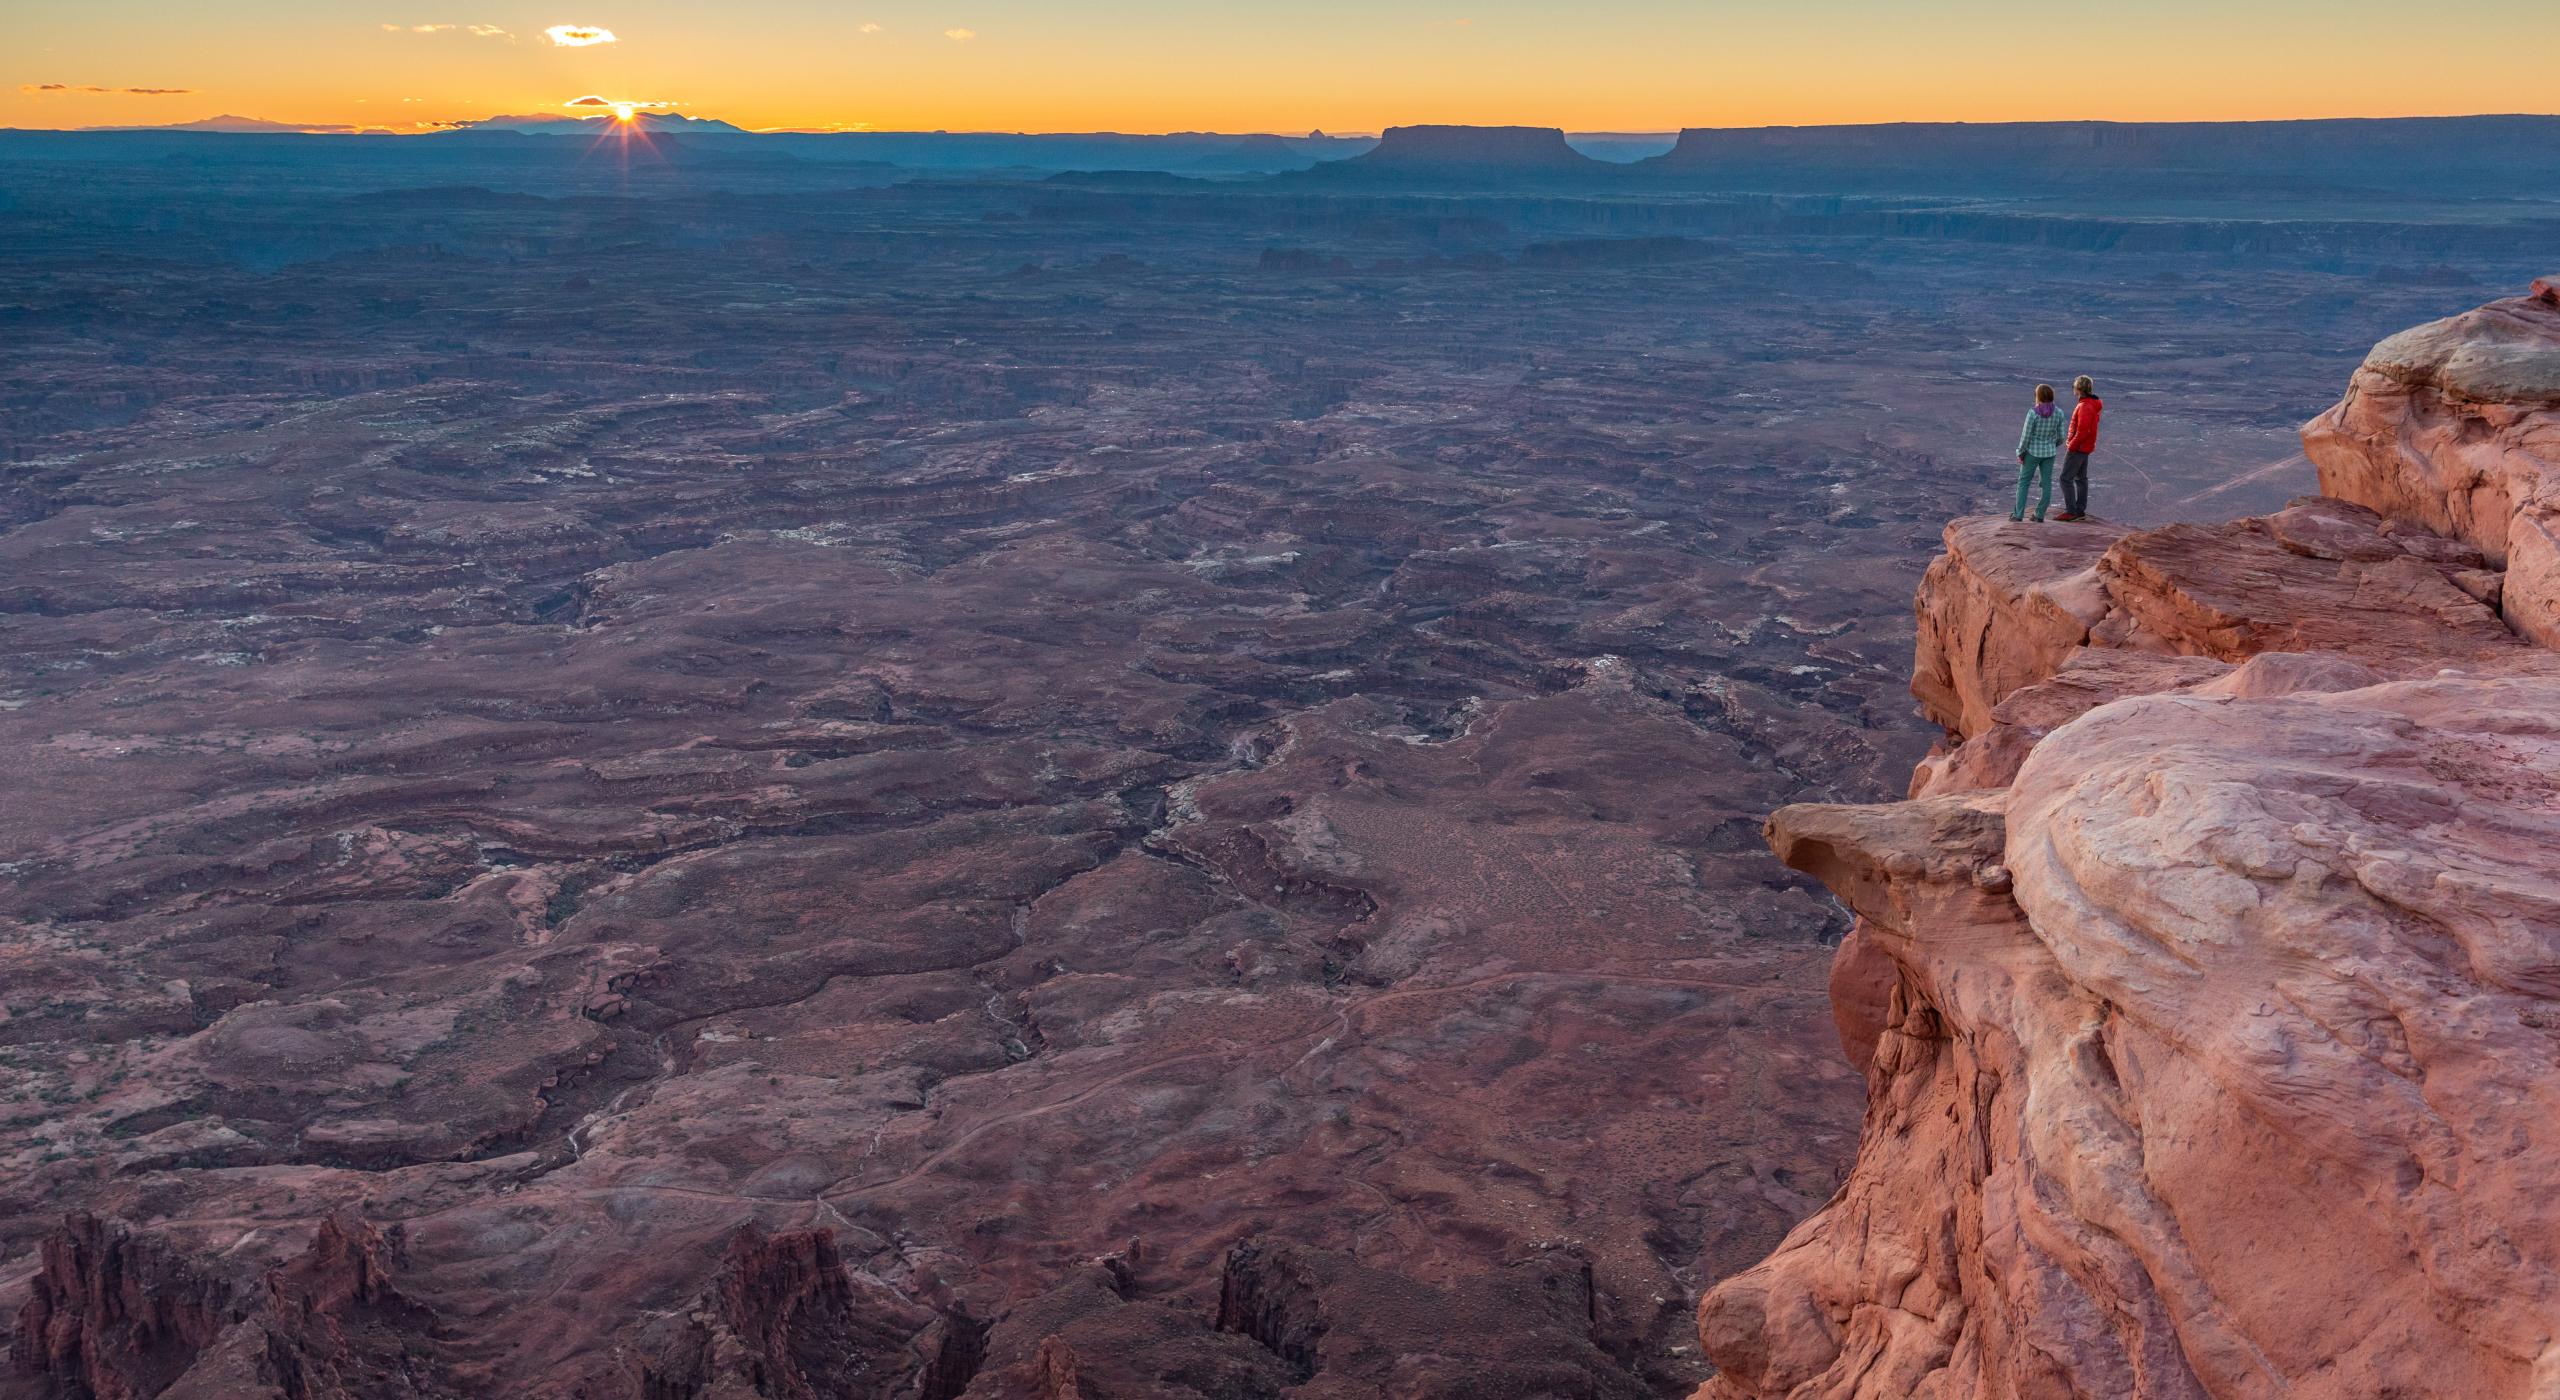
611, 102, 636, 123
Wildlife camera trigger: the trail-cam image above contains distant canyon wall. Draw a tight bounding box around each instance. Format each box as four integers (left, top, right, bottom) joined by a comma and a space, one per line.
1694, 278, 2560, 1398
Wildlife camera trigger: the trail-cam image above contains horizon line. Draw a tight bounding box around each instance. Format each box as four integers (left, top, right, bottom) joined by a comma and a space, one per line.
8, 110, 2560, 140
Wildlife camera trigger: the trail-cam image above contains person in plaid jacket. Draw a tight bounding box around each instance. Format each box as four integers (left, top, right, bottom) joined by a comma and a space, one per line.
2014, 383, 2066, 521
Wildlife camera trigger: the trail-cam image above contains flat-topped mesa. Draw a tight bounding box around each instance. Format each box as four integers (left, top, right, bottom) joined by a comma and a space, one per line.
1363, 123, 1590, 168
1696, 280, 2560, 1400
1305, 124, 1611, 183
2304, 275, 2560, 645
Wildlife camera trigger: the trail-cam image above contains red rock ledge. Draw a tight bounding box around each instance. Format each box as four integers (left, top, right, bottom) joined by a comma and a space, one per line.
1696, 279, 2560, 1399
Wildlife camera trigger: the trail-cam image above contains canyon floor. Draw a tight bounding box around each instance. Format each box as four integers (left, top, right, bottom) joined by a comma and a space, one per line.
0, 147, 2539, 1396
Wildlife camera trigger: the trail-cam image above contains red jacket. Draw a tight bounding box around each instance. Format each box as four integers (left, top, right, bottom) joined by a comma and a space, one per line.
2066, 395, 2102, 454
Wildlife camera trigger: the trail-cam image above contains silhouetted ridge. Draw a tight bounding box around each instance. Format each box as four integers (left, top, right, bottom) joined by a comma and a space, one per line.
1643, 115, 2560, 195
1354, 124, 1597, 171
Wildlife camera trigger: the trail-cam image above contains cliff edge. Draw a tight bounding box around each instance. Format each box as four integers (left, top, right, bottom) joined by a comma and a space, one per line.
1695, 279, 2560, 1398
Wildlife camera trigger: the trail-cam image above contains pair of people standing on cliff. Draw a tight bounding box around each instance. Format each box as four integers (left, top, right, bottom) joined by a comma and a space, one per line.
2013, 376, 2102, 522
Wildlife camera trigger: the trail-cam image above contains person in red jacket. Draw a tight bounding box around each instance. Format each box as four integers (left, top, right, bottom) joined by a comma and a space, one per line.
2055, 376, 2102, 521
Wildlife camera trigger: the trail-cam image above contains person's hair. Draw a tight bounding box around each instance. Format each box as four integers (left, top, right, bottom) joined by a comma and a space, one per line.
2035, 383, 2055, 403
2074, 375, 2094, 395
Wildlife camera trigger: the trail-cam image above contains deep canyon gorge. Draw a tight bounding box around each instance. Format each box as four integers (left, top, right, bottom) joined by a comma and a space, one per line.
2, 127, 2553, 1397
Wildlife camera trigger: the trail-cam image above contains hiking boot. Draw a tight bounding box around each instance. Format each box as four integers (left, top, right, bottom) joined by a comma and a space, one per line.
2052, 511, 2083, 522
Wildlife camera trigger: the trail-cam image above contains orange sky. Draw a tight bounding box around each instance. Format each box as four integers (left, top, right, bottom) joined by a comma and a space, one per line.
7, 0, 2554, 134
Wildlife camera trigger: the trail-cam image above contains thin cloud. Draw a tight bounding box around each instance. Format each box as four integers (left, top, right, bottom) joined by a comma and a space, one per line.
468, 24, 511, 37
859, 21, 882, 32
21, 83, 196, 95
544, 23, 618, 46
944, 27, 976, 40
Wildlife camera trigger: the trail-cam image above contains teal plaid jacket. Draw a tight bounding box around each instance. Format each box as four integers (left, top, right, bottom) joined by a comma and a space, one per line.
2018, 407, 2068, 460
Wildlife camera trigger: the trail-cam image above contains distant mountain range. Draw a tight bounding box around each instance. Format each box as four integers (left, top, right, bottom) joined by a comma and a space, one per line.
13, 114, 2557, 197
1650, 115, 2560, 165
719, 129, 1379, 173
1641, 115, 2560, 192
1282, 115, 2560, 197
440, 112, 753, 136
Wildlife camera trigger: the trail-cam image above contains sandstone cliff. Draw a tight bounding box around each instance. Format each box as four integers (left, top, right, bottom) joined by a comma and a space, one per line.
1696, 279, 2560, 1398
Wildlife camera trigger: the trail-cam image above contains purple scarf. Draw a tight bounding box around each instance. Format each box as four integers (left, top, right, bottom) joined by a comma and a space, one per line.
2034, 403, 2057, 417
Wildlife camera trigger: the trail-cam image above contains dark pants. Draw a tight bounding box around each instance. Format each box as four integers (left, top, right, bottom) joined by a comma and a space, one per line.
2060, 450, 2091, 516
